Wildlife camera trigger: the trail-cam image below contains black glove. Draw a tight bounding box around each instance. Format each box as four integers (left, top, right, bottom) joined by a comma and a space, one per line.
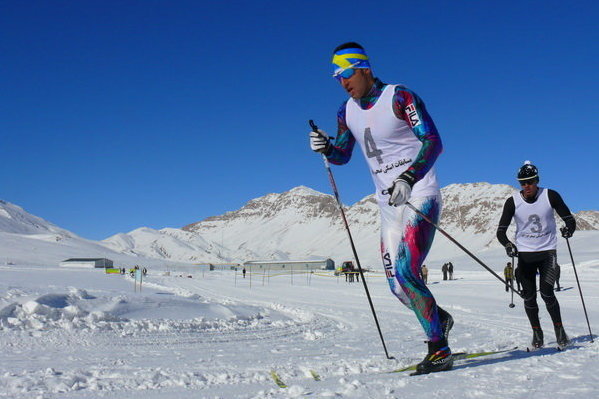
505, 242, 518, 258
560, 226, 573, 239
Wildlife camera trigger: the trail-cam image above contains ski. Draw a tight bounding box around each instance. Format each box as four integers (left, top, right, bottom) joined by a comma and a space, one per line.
271, 347, 520, 386
391, 346, 518, 373
457, 346, 518, 360
270, 370, 287, 388
310, 369, 321, 381
270, 368, 320, 388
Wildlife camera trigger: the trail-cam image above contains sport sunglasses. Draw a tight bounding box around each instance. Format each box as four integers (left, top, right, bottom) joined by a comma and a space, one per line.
519, 179, 538, 186
332, 62, 360, 80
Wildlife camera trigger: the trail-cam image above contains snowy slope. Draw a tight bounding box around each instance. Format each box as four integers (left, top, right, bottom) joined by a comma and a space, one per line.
101, 186, 345, 264
0, 201, 192, 268
0, 200, 74, 237
1, 234, 598, 398
101, 227, 235, 263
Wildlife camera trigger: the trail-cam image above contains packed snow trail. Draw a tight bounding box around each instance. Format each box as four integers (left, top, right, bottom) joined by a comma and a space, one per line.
1, 260, 598, 398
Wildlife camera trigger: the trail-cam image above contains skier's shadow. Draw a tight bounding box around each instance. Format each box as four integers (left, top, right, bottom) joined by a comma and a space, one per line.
452, 335, 595, 371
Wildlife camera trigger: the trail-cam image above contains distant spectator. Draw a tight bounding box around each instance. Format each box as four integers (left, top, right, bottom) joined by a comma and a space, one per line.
342, 261, 356, 283
504, 262, 514, 292
441, 263, 448, 281
421, 264, 429, 284
348, 263, 355, 283
448, 262, 454, 280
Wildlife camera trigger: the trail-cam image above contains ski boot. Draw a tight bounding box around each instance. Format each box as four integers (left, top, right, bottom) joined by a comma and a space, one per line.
438, 307, 454, 340
554, 323, 570, 350
530, 327, 544, 350
413, 338, 453, 375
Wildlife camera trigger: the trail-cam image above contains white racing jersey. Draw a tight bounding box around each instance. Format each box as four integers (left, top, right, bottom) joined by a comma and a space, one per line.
345, 85, 439, 204
513, 187, 557, 252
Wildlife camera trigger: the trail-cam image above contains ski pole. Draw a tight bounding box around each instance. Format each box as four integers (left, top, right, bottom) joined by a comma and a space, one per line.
309, 119, 395, 360
509, 255, 515, 308
402, 202, 522, 297
564, 235, 594, 343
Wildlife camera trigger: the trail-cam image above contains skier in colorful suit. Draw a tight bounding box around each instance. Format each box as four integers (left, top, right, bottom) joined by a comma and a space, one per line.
496, 161, 575, 349
309, 42, 453, 374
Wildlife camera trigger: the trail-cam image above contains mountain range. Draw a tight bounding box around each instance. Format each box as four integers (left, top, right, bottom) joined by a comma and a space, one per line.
1, 184, 598, 267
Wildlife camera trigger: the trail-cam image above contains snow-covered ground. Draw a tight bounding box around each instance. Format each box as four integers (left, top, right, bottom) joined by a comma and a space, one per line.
1, 232, 598, 398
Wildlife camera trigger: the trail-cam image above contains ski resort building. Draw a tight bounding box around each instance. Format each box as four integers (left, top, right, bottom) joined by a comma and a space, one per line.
59, 258, 114, 268
162, 263, 240, 276
242, 259, 334, 272
204, 263, 240, 271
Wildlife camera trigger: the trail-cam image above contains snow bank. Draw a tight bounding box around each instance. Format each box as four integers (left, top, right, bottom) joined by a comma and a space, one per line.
0, 285, 305, 335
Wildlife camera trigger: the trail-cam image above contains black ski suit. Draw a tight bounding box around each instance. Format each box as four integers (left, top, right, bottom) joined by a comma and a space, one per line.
496, 188, 576, 329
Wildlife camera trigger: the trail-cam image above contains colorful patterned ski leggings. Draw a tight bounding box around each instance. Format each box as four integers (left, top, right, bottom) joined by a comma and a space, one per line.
380, 195, 443, 342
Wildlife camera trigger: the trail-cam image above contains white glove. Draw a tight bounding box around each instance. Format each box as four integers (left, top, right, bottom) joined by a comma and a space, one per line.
309, 129, 330, 154
388, 179, 412, 206
387, 172, 416, 206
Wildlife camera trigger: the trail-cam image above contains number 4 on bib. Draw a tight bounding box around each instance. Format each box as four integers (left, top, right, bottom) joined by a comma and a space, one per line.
364, 128, 383, 164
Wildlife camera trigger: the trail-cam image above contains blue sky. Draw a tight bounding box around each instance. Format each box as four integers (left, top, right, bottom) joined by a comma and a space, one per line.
1, 1, 597, 240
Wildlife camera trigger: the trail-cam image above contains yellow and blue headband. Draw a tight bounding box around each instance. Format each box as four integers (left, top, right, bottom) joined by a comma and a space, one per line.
331, 47, 370, 75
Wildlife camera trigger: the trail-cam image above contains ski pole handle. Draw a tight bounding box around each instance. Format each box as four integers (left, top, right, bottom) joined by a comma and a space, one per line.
309, 119, 319, 132
309, 119, 335, 141
309, 120, 327, 144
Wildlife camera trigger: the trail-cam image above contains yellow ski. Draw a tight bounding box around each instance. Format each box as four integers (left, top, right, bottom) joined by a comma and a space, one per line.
270, 370, 287, 388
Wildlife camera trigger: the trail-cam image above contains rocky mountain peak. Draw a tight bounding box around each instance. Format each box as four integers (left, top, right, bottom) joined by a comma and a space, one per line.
183, 186, 339, 232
